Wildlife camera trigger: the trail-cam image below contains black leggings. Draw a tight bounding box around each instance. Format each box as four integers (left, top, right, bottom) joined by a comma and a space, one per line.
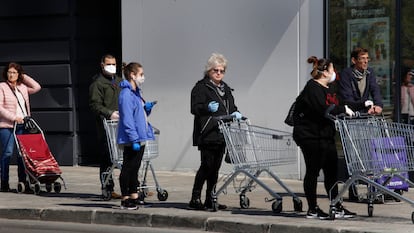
119, 144, 144, 196
191, 145, 225, 200
300, 139, 338, 210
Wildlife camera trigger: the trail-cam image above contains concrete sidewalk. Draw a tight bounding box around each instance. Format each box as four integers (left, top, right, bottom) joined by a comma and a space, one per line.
0, 166, 413, 233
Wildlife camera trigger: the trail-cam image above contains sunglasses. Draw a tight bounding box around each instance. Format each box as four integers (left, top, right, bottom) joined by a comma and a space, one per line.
212, 69, 226, 74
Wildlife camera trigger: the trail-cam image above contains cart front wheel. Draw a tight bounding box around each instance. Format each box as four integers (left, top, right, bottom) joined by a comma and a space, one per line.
102, 187, 111, 201
17, 182, 25, 193
34, 183, 41, 195
293, 198, 303, 212
368, 204, 374, 217
239, 195, 250, 209
271, 200, 282, 214
329, 207, 336, 220
157, 190, 168, 201
53, 182, 62, 193
45, 183, 52, 193
411, 212, 414, 224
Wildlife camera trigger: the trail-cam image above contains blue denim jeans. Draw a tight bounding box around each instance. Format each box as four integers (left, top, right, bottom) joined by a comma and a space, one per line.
0, 125, 26, 183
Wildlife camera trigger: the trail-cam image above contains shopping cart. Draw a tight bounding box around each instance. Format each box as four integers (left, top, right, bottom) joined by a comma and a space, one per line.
211, 116, 303, 213
102, 119, 168, 201
329, 114, 414, 222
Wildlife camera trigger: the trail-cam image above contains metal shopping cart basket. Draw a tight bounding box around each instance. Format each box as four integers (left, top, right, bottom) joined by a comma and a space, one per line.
329, 114, 414, 222
211, 117, 303, 213
102, 119, 168, 201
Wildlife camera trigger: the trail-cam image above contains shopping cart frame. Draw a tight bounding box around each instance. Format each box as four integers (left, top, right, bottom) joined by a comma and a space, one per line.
102, 119, 168, 201
13, 117, 66, 194
211, 116, 302, 213
329, 114, 414, 222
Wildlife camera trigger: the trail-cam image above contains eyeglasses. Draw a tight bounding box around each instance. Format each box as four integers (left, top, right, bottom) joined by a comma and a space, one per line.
7, 71, 18, 75
212, 69, 226, 74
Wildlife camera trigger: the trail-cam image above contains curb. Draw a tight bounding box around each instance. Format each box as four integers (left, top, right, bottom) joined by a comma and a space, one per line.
0, 208, 400, 233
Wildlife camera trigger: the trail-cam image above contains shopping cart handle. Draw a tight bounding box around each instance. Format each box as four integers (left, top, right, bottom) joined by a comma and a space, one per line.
214, 115, 248, 122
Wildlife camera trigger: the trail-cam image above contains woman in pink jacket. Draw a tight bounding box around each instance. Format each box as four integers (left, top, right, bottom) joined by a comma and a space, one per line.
0, 62, 41, 192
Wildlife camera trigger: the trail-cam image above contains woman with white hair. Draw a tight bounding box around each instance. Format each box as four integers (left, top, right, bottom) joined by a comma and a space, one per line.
189, 53, 242, 210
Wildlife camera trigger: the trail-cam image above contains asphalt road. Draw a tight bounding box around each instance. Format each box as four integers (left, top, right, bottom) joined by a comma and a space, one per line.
0, 218, 221, 233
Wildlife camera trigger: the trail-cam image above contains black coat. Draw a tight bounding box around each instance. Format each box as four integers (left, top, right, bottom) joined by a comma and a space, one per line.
191, 76, 238, 147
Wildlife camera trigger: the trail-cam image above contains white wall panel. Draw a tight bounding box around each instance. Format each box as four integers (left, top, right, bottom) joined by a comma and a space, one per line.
122, 0, 324, 179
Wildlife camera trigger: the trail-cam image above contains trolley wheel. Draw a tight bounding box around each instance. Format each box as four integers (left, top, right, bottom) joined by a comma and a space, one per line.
271, 200, 283, 214
45, 183, 52, 193
293, 198, 303, 212
141, 187, 150, 198
17, 182, 25, 193
329, 207, 336, 220
368, 204, 374, 217
53, 182, 62, 193
212, 201, 218, 212
34, 183, 41, 195
157, 190, 168, 201
411, 212, 414, 224
239, 195, 250, 209
102, 187, 112, 201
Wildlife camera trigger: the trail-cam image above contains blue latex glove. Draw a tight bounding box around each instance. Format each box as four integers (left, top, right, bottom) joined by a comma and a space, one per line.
231, 111, 242, 120
208, 101, 219, 112
144, 101, 156, 115
132, 142, 141, 151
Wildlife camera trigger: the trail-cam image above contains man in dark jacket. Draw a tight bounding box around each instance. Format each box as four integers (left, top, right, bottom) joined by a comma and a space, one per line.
339, 47, 383, 114
339, 47, 383, 201
89, 54, 122, 199
189, 53, 242, 210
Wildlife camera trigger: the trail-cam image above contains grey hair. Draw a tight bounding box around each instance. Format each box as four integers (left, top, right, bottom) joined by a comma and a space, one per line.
204, 53, 228, 75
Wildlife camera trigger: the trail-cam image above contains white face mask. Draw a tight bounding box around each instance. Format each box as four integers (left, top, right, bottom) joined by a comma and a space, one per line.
328, 72, 336, 83
134, 75, 145, 86
103, 65, 116, 75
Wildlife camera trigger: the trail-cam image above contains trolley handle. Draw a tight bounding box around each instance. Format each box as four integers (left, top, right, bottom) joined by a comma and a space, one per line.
327, 111, 373, 121
214, 114, 248, 122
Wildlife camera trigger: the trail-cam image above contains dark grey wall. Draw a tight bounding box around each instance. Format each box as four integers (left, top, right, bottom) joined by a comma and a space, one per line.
0, 0, 122, 165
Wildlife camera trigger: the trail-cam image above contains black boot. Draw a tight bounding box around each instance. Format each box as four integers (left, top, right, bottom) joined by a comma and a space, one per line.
0, 181, 10, 192
188, 191, 205, 210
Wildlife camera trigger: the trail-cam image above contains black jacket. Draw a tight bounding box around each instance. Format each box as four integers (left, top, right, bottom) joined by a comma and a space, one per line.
293, 79, 346, 145
191, 76, 238, 147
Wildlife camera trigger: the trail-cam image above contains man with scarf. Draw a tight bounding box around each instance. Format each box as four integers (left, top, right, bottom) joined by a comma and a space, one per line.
338, 47, 383, 201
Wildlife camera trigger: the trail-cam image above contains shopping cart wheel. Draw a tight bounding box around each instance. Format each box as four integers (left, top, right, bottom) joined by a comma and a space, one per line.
411, 212, 414, 224
271, 200, 282, 213
293, 198, 303, 212
17, 182, 25, 193
45, 183, 52, 193
368, 204, 374, 217
239, 195, 250, 209
102, 187, 112, 201
53, 182, 62, 193
329, 207, 336, 220
157, 190, 168, 201
34, 183, 41, 195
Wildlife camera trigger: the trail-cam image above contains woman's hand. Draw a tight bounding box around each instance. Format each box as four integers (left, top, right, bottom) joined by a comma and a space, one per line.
15, 116, 24, 124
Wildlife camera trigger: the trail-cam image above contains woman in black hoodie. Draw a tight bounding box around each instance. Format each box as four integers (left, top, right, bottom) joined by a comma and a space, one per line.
189, 53, 242, 210
293, 56, 356, 220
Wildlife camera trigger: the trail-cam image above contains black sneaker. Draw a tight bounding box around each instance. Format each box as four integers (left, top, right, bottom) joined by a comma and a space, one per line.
188, 198, 206, 210
335, 205, 356, 218
121, 199, 138, 210
306, 206, 329, 220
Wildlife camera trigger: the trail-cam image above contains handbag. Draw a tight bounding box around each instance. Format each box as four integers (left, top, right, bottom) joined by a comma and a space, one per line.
284, 101, 296, 126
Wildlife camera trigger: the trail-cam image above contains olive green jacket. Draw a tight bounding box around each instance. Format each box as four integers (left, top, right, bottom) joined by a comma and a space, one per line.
89, 73, 122, 120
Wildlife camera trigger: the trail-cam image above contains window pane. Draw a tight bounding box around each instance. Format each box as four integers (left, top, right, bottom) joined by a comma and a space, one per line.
328, 0, 395, 112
